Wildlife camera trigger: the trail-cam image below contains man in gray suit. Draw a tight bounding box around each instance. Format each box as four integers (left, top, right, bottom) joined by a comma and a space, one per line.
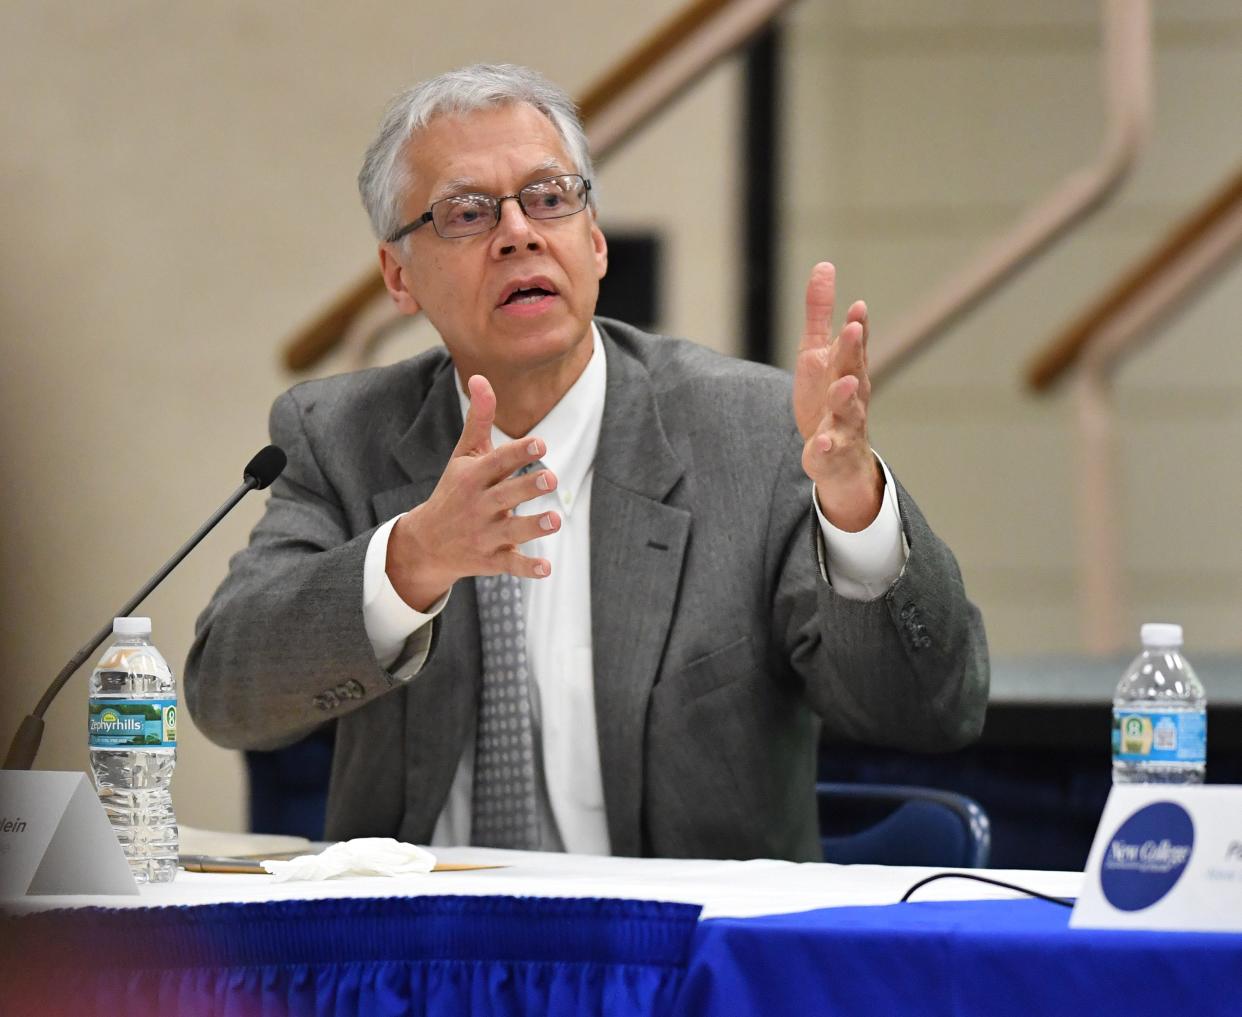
186, 64, 988, 861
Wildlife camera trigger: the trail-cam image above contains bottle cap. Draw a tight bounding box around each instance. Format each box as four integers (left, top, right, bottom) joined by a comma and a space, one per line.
113, 616, 152, 637
1140, 622, 1182, 648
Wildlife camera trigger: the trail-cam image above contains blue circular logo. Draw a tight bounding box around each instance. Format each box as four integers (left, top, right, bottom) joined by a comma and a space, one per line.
1100, 801, 1194, 912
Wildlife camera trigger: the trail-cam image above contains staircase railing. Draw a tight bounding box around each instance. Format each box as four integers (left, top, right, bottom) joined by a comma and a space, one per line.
1023, 166, 1242, 652
282, 0, 1151, 384
870, 0, 1150, 384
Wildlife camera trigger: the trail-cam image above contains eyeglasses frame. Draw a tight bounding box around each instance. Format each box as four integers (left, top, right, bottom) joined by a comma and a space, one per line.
386, 174, 593, 244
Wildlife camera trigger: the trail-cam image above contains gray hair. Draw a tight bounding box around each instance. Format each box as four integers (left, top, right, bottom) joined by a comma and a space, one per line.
358, 63, 596, 243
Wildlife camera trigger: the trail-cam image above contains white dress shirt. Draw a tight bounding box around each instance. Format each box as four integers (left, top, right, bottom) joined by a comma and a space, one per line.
361, 324, 907, 854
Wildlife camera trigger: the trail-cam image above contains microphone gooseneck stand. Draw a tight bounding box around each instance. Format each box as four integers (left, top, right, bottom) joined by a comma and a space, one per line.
2, 446, 286, 770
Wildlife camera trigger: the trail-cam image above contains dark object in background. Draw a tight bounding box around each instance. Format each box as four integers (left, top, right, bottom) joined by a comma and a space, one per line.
595, 231, 661, 331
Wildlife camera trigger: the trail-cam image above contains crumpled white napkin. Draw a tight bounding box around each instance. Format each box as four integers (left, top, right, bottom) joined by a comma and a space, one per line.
262, 838, 437, 882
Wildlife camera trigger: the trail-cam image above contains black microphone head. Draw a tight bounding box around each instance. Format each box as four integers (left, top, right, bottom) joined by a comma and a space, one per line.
244, 445, 287, 489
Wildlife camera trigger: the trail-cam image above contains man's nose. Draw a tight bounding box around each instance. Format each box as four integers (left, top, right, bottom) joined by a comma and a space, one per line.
491, 196, 543, 257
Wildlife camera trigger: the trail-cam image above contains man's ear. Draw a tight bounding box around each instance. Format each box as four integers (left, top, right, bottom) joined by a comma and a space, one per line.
378, 245, 422, 315
591, 223, 608, 281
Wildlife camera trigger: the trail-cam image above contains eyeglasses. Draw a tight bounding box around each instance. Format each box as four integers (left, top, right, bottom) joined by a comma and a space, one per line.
387, 174, 592, 243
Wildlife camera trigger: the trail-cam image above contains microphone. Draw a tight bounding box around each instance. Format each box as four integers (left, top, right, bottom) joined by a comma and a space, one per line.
3, 445, 287, 770
243, 445, 286, 489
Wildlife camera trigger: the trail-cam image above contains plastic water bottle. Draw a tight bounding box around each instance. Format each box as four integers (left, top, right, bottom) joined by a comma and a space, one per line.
88, 617, 179, 883
1112, 623, 1206, 785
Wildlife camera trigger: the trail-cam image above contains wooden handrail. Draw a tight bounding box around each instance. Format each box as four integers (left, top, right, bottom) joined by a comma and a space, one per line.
577, 0, 732, 123
870, 0, 1149, 386
282, 0, 777, 372
283, 271, 389, 372
1026, 166, 1242, 392
1032, 164, 1242, 651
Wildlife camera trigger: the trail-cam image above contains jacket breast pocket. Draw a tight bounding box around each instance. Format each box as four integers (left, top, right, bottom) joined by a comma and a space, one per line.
661, 634, 756, 707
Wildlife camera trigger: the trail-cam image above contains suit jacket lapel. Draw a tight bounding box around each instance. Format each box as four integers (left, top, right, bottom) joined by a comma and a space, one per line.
591, 327, 689, 856
370, 363, 482, 843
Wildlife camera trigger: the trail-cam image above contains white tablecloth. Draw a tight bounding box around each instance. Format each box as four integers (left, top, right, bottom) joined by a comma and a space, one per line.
9, 845, 1082, 919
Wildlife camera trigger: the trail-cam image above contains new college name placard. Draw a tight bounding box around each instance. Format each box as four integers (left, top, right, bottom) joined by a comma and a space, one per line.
1072, 784, 1242, 933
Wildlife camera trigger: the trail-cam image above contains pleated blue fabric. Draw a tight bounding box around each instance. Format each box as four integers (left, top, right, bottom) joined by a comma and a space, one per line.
676, 898, 1242, 1017
0, 894, 701, 1017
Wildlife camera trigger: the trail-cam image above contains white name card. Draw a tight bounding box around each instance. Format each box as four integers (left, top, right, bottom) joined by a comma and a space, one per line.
1072, 784, 1242, 933
0, 770, 138, 897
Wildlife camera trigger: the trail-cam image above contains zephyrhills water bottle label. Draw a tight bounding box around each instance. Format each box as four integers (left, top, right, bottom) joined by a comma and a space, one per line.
88, 698, 177, 748
1112, 709, 1206, 764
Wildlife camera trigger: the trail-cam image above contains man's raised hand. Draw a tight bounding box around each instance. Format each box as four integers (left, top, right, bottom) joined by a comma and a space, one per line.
792, 262, 884, 532
386, 374, 560, 611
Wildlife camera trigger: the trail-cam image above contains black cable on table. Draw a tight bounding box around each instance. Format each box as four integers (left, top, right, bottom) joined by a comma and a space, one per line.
900, 872, 1075, 908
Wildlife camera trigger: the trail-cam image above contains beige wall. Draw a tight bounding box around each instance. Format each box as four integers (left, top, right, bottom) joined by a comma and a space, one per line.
2, 1, 1239, 833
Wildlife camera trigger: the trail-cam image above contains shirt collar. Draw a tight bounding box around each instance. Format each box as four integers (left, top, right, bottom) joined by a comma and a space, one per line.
454, 322, 605, 517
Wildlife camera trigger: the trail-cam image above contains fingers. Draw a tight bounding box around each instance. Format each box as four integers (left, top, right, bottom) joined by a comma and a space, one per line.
800, 262, 836, 352
831, 319, 867, 378
501, 508, 561, 545
488, 464, 557, 514
451, 443, 561, 578
826, 373, 864, 423
845, 299, 869, 345
792, 265, 871, 445
390, 395, 563, 598
454, 375, 552, 486
801, 265, 868, 354
468, 436, 547, 493
484, 511, 562, 580
454, 374, 497, 456
810, 375, 862, 452
497, 549, 553, 580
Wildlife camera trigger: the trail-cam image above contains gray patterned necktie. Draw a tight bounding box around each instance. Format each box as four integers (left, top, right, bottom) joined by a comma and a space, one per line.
471, 554, 540, 849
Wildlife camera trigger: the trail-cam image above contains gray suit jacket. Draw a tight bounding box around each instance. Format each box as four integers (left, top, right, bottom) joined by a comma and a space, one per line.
186, 318, 988, 861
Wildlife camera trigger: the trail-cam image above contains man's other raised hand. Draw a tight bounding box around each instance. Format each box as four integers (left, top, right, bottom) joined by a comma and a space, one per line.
792, 262, 884, 532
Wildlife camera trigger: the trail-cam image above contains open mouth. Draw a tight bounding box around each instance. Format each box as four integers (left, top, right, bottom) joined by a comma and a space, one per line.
498, 277, 559, 308
503, 286, 556, 305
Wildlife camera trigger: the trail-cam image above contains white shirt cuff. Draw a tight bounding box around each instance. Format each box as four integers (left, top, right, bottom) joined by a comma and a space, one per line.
363, 515, 449, 677
812, 452, 908, 601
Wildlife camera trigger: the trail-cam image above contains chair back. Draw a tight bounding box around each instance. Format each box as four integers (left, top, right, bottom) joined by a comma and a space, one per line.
245, 725, 335, 838
817, 782, 991, 868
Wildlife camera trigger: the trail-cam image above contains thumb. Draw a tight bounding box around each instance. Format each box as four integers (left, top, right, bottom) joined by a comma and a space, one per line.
455, 374, 497, 455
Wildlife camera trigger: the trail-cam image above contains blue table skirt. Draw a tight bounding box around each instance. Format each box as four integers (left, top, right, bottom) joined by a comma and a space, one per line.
681, 898, 1242, 1017
0, 895, 702, 1017
5, 895, 1242, 1016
